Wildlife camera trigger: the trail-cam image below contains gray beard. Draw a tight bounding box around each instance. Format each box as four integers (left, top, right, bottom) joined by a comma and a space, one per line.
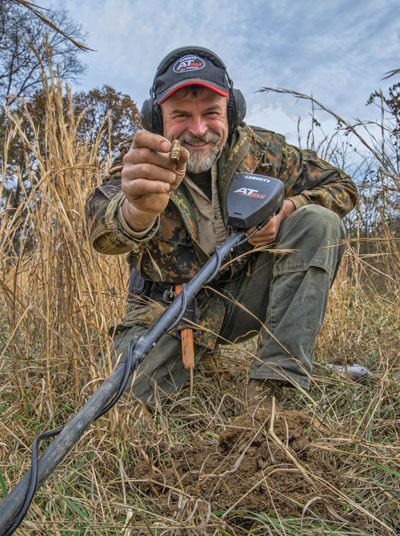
178, 133, 222, 174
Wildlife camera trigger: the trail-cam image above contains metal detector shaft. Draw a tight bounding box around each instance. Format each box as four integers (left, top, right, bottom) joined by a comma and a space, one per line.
0, 230, 244, 534
124, 230, 243, 369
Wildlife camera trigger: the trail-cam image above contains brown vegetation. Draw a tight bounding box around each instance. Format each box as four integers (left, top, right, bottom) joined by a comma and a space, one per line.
0, 73, 399, 535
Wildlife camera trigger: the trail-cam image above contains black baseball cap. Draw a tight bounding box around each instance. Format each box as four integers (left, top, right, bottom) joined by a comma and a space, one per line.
153, 48, 231, 104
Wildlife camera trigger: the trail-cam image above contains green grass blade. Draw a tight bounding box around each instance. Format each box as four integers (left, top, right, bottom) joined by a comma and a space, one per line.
0, 473, 8, 498
62, 496, 89, 520
368, 461, 400, 477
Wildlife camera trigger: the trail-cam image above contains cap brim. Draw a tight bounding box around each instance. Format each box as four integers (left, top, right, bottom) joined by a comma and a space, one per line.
157, 80, 229, 104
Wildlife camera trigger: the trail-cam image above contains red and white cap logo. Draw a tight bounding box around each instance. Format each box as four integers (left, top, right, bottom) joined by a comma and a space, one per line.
173, 55, 206, 73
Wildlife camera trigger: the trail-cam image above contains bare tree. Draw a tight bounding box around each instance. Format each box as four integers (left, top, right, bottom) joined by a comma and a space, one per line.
11, 0, 91, 50
0, 0, 87, 127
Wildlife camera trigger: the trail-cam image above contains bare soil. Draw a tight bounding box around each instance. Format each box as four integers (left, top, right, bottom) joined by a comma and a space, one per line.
129, 409, 365, 529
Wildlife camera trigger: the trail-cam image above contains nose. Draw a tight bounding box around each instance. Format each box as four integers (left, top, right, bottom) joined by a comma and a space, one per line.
188, 115, 208, 137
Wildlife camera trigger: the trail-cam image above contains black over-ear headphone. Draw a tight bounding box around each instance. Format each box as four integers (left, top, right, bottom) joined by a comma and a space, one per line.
141, 46, 246, 135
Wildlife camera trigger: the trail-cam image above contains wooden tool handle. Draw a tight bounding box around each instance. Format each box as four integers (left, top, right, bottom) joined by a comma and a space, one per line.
174, 284, 195, 369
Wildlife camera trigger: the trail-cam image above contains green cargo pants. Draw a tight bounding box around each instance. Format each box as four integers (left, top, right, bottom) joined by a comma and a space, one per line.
112, 205, 346, 404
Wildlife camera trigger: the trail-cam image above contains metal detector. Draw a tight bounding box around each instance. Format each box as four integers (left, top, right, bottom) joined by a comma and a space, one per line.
0, 173, 284, 535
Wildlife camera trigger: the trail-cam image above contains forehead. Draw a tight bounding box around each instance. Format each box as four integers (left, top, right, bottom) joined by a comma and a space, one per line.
161, 86, 228, 111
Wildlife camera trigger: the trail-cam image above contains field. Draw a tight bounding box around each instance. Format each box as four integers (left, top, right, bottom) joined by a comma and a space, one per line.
0, 77, 399, 535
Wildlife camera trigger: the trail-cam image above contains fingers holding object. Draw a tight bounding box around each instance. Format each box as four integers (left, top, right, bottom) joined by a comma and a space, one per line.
125, 177, 172, 199
122, 133, 190, 201
132, 130, 171, 154
124, 131, 174, 175
122, 163, 175, 198
124, 146, 176, 178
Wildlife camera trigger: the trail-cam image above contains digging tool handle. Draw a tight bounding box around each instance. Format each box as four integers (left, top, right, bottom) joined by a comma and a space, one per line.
174, 284, 195, 369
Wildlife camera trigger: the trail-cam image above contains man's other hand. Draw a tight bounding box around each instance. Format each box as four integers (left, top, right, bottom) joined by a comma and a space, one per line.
247, 199, 296, 247
121, 131, 189, 232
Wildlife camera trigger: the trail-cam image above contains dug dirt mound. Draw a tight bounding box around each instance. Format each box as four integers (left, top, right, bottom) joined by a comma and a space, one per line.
130, 409, 357, 526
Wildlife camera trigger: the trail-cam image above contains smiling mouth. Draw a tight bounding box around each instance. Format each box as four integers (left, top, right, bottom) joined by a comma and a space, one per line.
185, 142, 210, 149
179, 133, 219, 150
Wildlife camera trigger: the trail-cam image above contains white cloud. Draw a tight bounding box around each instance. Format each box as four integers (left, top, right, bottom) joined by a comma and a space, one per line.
37, 0, 400, 140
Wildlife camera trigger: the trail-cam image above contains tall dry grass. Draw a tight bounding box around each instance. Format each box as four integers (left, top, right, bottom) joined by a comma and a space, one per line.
0, 71, 129, 416
0, 76, 399, 534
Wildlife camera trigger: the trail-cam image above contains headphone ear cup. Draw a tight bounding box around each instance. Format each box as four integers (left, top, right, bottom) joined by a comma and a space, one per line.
228, 88, 246, 132
141, 99, 163, 134
233, 88, 246, 124
152, 104, 163, 135
140, 98, 153, 131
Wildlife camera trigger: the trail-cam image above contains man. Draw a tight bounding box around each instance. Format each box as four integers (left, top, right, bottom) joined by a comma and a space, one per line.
86, 46, 358, 409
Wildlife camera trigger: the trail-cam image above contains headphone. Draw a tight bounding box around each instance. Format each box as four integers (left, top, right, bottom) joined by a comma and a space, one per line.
141, 46, 246, 135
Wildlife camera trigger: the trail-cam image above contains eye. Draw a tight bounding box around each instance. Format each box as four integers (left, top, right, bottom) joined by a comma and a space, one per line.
174, 113, 189, 120
206, 111, 221, 118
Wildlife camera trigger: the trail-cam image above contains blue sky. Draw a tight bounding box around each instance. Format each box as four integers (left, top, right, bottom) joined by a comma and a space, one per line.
39, 0, 399, 145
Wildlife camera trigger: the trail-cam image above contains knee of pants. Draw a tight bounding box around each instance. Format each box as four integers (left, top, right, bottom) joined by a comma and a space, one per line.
275, 205, 346, 279
287, 205, 345, 238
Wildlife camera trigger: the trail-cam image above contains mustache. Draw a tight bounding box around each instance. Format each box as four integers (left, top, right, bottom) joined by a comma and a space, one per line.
178, 132, 220, 146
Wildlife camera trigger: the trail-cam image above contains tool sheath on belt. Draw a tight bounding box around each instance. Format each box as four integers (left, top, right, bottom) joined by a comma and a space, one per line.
174, 284, 197, 369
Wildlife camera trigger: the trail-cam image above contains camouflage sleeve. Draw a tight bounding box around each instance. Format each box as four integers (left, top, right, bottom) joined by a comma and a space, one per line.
252, 127, 358, 217
277, 143, 358, 217
85, 140, 159, 255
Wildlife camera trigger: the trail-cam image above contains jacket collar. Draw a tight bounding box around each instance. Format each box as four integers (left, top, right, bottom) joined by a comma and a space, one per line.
218, 124, 271, 224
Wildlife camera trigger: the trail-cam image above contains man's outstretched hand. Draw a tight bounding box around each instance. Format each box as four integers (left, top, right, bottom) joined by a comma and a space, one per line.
121, 131, 189, 232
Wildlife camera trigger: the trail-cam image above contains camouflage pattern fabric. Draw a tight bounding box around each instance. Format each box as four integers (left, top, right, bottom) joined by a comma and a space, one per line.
86, 124, 358, 348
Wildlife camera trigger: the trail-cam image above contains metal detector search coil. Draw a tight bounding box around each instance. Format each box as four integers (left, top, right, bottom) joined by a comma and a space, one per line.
226, 173, 284, 230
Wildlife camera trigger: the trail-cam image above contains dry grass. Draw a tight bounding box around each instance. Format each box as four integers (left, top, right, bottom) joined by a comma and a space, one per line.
0, 76, 399, 535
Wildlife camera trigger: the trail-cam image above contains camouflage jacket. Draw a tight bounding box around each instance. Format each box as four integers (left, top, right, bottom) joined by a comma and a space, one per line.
86, 124, 358, 348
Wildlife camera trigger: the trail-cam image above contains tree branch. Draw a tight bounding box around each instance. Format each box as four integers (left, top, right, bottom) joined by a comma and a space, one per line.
11, 0, 94, 51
